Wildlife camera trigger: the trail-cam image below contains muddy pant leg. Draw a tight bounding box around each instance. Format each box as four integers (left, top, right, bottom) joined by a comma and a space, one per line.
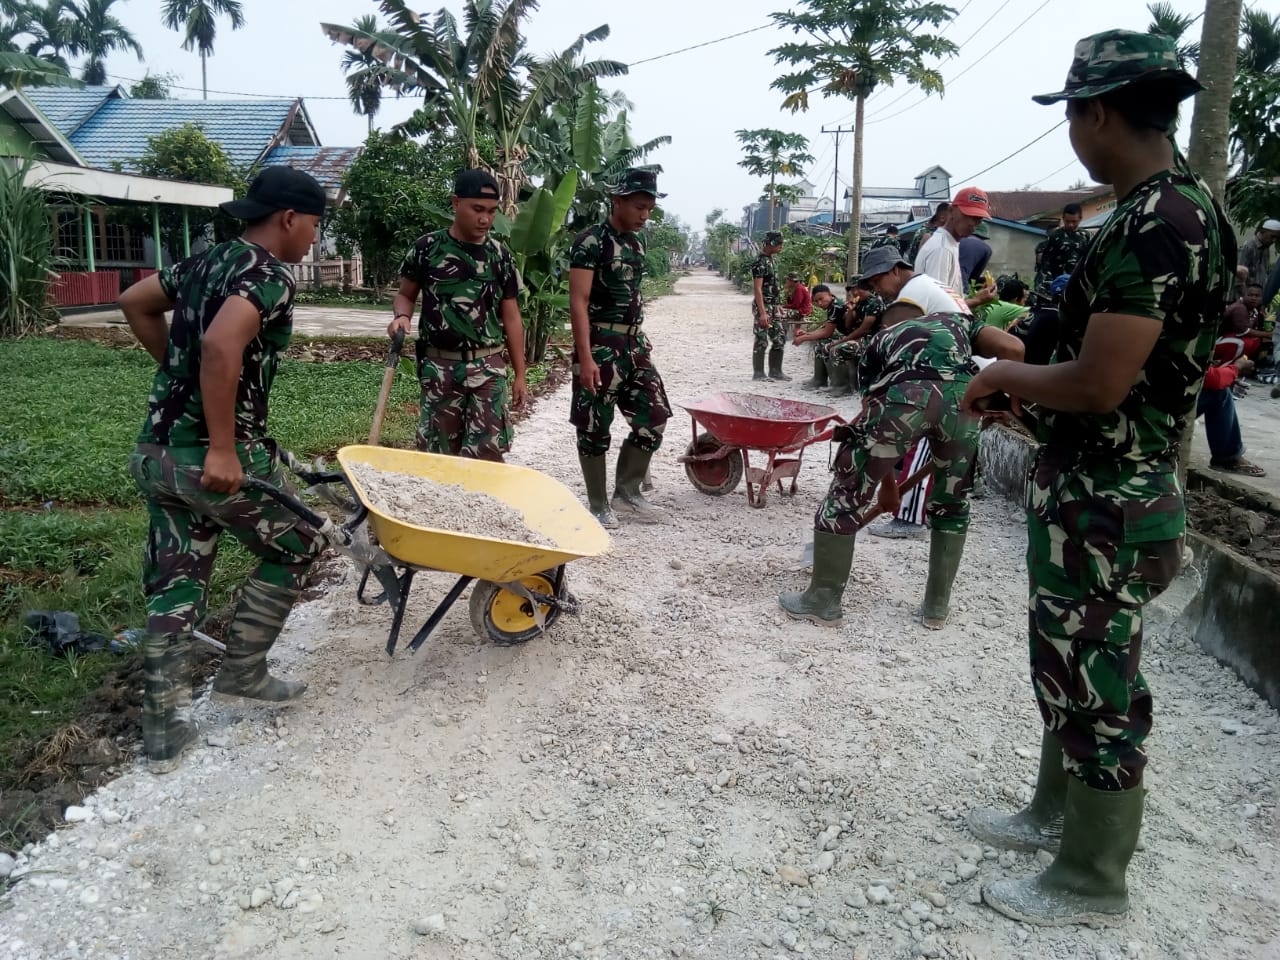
923, 387, 981, 535
571, 336, 622, 457
815, 396, 926, 535
460, 355, 513, 461
615, 334, 672, 454
416, 358, 465, 455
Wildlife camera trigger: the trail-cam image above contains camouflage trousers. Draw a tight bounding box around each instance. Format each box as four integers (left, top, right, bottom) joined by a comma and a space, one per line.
417, 353, 513, 461
815, 381, 979, 536
571, 327, 671, 457
129, 442, 324, 637
1026, 446, 1184, 791
752, 304, 786, 351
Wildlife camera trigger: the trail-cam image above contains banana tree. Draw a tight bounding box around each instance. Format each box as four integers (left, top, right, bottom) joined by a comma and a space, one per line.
501, 170, 578, 363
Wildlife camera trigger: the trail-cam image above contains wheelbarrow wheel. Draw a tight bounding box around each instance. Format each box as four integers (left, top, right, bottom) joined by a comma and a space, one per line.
469, 567, 565, 645
684, 432, 744, 496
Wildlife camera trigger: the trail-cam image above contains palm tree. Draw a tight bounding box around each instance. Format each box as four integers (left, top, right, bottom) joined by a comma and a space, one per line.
1185, 0, 1242, 199
0, 48, 80, 86
1239, 7, 1280, 75
1146, 1, 1200, 68
160, 0, 245, 99
337, 14, 393, 133
19, 0, 80, 72
770, 0, 956, 274
735, 128, 814, 233
321, 0, 628, 215
68, 0, 142, 85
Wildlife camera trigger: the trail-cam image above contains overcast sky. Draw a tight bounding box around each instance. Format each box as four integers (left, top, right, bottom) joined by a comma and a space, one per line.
91, 0, 1262, 233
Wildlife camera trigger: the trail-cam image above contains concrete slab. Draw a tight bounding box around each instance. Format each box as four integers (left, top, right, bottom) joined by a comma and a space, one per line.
1190, 384, 1280, 504
57, 304, 390, 338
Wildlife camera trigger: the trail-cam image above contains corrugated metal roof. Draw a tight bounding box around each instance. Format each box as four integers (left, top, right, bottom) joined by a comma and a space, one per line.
262, 145, 362, 191
24, 85, 123, 134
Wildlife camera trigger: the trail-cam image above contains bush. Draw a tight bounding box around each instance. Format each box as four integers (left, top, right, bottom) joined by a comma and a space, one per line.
0, 159, 58, 337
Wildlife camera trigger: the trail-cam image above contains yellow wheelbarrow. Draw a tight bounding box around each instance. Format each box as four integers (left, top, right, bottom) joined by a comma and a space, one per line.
246, 445, 610, 655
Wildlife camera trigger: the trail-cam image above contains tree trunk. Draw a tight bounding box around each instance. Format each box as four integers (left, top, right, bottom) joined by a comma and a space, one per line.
768, 171, 776, 232
201, 52, 208, 100
846, 93, 866, 278
1186, 0, 1243, 198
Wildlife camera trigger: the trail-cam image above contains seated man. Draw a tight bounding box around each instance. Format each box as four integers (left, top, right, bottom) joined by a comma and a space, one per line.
1221, 283, 1270, 365
1200, 355, 1265, 476
825, 285, 887, 396
781, 273, 813, 336
978, 278, 1032, 331
793, 284, 847, 390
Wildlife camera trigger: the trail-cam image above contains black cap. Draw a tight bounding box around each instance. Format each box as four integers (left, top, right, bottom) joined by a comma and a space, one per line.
220, 166, 326, 220
454, 169, 500, 199
764, 230, 784, 245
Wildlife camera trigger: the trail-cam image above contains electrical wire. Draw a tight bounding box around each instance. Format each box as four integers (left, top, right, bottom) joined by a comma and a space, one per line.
628, 23, 773, 67
952, 119, 1067, 182
857, 0, 979, 112
1025, 157, 1080, 189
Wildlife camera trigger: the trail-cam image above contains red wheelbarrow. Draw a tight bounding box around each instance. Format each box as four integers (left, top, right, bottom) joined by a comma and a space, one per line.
678, 392, 844, 507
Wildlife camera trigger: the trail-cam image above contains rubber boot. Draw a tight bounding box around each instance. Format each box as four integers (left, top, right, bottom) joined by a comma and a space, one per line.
752, 347, 767, 381
983, 777, 1144, 926
768, 347, 791, 381
825, 357, 852, 397
211, 578, 307, 708
967, 728, 1066, 852
612, 440, 665, 523
142, 631, 199, 775
921, 529, 967, 629
802, 353, 828, 390
778, 531, 855, 626
579, 453, 618, 529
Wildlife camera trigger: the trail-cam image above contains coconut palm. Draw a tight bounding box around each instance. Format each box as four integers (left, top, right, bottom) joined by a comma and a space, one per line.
1146, 1, 1200, 68
337, 13, 394, 132
735, 128, 814, 232
68, 0, 141, 86
1239, 7, 1280, 75
160, 0, 245, 99
18, 0, 80, 72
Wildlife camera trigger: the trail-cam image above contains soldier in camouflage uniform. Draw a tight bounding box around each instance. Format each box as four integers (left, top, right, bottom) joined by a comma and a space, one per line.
961, 31, 1236, 926
907, 203, 949, 266
1033, 202, 1090, 296
794, 284, 885, 396
118, 167, 328, 773
870, 224, 901, 253
751, 230, 789, 380
568, 168, 672, 527
390, 169, 528, 461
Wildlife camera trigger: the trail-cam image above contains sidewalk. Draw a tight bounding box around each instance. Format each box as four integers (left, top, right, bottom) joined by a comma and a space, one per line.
1190, 384, 1280, 505
58, 305, 389, 338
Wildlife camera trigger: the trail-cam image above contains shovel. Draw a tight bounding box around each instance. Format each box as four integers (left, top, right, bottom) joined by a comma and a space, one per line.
369, 328, 406, 446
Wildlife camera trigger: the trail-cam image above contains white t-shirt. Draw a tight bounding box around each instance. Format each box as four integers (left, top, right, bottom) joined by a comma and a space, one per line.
915, 227, 963, 290
893, 273, 971, 316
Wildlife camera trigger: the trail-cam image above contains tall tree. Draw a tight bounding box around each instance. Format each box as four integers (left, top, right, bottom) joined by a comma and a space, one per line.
68, 0, 141, 85
769, 0, 956, 275
735, 128, 813, 232
1146, 1, 1201, 67
1186, 0, 1243, 200
18, 0, 79, 72
160, 0, 245, 99
336, 13, 393, 133
1238, 7, 1280, 75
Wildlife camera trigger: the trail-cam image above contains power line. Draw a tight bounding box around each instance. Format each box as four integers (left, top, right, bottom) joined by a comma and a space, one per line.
953, 119, 1067, 183
629, 23, 773, 67
1026, 158, 1080, 189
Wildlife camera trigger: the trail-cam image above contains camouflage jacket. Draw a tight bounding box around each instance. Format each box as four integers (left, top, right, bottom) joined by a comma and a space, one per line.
569, 220, 646, 326
1039, 169, 1235, 470
1035, 227, 1090, 283
751, 253, 780, 306
870, 236, 901, 254
907, 227, 935, 266
858, 311, 987, 400
400, 229, 519, 349
851, 293, 887, 336
137, 240, 295, 447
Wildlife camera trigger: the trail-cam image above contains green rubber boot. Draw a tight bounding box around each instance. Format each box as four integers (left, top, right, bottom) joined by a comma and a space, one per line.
211, 579, 307, 708
768, 347, 791, 381
967, 728, 1066, 852
143, 631, 199, 775
825, 356, 852, 397
921, 529, 967, 629
778, 531, 855, 626
612, 440, 665, 523
579, 453, 618, 528
752, 347, 767, 381
802, 353, 828, 390
983, 778, 1144, 926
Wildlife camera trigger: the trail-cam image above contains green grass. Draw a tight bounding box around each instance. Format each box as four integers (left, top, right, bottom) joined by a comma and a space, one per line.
0, 336, 420, 771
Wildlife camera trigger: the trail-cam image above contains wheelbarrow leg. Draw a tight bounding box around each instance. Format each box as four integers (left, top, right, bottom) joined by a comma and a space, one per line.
385, 568, 417, 657
407, 575, 474, 654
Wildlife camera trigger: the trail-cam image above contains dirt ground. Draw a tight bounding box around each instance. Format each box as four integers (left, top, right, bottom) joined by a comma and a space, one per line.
2, 271, 1277, 960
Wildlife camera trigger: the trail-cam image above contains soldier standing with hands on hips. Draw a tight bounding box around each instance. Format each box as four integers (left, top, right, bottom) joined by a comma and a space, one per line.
389, 169, 528, 462
569, 168, 673, 527
961, 30, 1236, 926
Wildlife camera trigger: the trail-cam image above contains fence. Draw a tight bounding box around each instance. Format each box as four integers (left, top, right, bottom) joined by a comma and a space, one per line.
286, 258, 364, 290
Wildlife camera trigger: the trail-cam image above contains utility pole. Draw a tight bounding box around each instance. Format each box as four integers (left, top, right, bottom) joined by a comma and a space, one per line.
822, 125, 854, 235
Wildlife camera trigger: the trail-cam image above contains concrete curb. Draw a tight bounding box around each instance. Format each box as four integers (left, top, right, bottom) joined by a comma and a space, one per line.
979, 424, 1280, 710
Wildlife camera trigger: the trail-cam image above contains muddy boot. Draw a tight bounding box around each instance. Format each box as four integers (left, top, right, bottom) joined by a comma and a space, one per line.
921, 529, 967, 629
612, 440, 665, 523
143, 631, 199, 775
968, 729, 1066, 852
983, 778, 1143, 926
825, 357, 852, 397
802, 353, 828, 390
211, 579, 307, 708
778, 531, 855, 626
579, 453, 618, 529
768, 347, 791, 381
752, 346, 767, 381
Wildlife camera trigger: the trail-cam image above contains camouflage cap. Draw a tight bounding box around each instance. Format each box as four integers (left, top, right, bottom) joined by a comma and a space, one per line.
764, 230, 784, 246
611, 167, 666, 198
1032, 29, 1202, 105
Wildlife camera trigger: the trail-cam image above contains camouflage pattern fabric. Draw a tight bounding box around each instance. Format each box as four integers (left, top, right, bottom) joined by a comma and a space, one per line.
399, 229, 519, 350
570, 328, 671, 457
129, 442, 323, 636
1034, 227, 1090, 294
752, 252, 781, 307
753, 307, 786, 351
569, 221, 647, 326
138, 240, 295, 447
1027, 165, 1236, 791
907, 227, 935, 266
415, 354, 513, 459
870, 236, 901, 253
857, 311, 990, 398
815, 381, 979, 536
1032, 29, 1203, 104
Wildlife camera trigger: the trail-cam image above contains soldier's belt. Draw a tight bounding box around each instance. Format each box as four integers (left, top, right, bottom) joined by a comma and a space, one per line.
421, 344, 505, 362
591, 321, 643, 334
